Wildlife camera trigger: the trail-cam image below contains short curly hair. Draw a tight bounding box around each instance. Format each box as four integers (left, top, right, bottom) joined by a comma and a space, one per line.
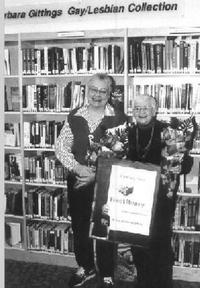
87, 73, 115, 93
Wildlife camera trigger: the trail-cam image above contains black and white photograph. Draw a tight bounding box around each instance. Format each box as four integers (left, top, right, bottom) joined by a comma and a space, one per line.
3, 0, 200, 287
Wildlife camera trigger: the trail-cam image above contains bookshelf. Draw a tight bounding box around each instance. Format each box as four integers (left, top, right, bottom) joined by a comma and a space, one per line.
4, 29, 126, 267
125, 29, 200, 279
4, 27, 200, 278
171, 155, 200, 276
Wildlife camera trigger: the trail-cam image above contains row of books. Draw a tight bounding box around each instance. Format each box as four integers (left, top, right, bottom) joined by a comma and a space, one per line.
4, 152, 68, 184
5, 118, 200, 154
179, 157, 200, 194
19, 44, 123, 75
128, 83, 200, 113
25, 187, 68, 220
7, 81, 200, 115
7, 82, 124, 113
128, 37, 200, 74
173, 234, 200, 267
5, 122, 21, 147
5, 153, 22, 182
5, 37, 200, 76
24, 154, 68, 184
5, 86, 20, 112
24, 121, 63, 148
192, 139, 200, 154
26, 221, 74, 254
173, 198, 200, 230
5, 188, 23, 216
5, 222, 22, 247
23, 82, 85, 112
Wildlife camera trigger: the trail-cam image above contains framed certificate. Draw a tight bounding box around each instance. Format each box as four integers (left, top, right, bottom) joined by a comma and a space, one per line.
90, 156, 161, 246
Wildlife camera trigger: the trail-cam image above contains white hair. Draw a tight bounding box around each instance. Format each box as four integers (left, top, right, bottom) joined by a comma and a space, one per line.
134, 94, 158, 112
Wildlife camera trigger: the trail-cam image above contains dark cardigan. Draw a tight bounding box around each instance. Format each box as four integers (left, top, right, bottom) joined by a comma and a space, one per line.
68, 107, 128, 165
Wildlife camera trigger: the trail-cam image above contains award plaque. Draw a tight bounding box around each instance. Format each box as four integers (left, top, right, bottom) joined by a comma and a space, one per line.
90, 156, 161, 246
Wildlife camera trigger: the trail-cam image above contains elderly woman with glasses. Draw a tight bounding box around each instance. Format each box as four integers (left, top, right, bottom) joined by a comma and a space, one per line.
126, 94, 195, 288
55, 73, 127, 288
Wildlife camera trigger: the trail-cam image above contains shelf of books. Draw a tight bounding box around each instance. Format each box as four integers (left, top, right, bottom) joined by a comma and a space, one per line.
125, 31, 200, 277
172, 155, 200, 276
4, 29, 126, 266
126, 34, 200, 116
4, 28, 200, 274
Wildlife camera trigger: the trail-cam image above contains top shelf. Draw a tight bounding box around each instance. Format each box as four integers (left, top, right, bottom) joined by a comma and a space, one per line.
4, 28, 200, 77
5, 29, 126, 42
128, 73, 200, 77
5, 26, 200, 42
177, 192, 200, 198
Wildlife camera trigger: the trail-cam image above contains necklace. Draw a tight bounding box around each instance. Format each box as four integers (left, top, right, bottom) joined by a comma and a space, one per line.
87, 106, 105, 132
136, 124, 155, 160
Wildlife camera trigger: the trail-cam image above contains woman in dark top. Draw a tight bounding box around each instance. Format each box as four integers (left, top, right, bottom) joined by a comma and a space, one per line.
55, 73, 127, 288
127, 94, 193, 288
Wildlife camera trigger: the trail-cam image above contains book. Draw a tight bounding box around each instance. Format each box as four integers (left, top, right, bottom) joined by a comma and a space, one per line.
192, 241, 200, 267
5, 187, 23, 216
87, 46, 94, 71
11, 87, 20, 111
26, 188, 33, 216
5, 222, 21, 247
4, 48, 11, 75
196, 39, 200, 71
5, 86, 20, 111
94, 45, 100, 71
24, 122, 31, 147
183, 240, 193, 266
113, 45, 121, 73
48, 84, 57, 110
179, 40, 185, 72
5, 123, 17, 147
145, 43, 151, 72
185, 157, 200, 194
5, 153, 22, 181
154, 44, 164, 73
63, 82, 72, 109
76, 47, 84, 72
68, 227, 74, 253
63, 48, 70, 74
71, 81, 85, 109
61, 188, 68, 220
183, 41, 189, 73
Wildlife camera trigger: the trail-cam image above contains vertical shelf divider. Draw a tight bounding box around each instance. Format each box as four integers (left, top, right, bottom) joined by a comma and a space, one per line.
18, 33, 27, 250
124, 28, 128, 115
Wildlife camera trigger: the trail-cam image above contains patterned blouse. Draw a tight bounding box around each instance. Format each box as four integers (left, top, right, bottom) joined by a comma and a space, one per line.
55, 104, 115, 170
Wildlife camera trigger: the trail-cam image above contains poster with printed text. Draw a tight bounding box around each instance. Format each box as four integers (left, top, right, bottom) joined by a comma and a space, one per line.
90, 157, 161, 245
108, 165, 157, 236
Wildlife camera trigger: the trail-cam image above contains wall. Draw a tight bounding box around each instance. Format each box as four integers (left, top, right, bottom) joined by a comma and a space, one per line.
4, 0, 200, 34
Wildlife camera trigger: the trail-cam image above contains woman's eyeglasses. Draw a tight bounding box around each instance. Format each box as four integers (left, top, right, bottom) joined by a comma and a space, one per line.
89, 86, 108, 97
133, 107, 153, 113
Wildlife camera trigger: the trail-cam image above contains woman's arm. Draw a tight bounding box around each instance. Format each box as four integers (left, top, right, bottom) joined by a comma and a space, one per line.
55, 117, 95, 188
55, 118, 79, 170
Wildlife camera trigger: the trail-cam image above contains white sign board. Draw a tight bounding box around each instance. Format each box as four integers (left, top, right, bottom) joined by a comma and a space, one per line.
108, 165, 157, 236
4, 0, 187, 34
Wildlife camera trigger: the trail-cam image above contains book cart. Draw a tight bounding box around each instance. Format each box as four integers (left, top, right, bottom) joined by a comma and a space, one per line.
4, 0, 200, 281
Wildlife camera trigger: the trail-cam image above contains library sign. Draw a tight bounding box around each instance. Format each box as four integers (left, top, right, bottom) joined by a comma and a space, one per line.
5, 1, 183, 21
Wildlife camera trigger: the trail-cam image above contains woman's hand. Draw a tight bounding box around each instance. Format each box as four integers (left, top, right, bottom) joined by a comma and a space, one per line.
102, 203, 110, 215
73, 164, 95, 189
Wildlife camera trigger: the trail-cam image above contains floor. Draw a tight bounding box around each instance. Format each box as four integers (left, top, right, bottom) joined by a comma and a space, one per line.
5, 257, 200, 288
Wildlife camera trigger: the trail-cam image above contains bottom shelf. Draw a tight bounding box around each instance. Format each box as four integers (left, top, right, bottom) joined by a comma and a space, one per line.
5, 248, 77, 268
173, 265, 200, 282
